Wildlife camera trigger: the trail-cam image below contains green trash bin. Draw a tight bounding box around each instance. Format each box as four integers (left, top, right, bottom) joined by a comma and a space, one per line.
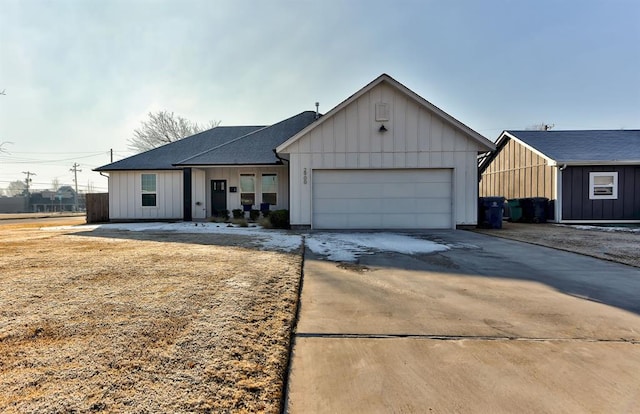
507, 199, 523, 222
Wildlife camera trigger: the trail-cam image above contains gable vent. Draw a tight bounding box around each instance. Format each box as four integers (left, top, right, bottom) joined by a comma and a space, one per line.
375, 103, 389, 121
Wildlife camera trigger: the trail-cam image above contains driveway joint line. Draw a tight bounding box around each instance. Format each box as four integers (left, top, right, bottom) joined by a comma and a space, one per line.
295, 333, 639, 344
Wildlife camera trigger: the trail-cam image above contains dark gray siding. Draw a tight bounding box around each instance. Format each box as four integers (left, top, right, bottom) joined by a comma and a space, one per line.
562, 165, 640, 220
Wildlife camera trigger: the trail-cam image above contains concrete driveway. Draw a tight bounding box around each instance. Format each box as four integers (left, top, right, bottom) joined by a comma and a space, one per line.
285, 230, 640, 413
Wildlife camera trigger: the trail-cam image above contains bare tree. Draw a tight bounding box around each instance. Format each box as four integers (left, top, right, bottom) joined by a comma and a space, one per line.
0, 141, 12, 154
51, 177, 61, 191
6, 180, 26, 196
128, 111, 220, 153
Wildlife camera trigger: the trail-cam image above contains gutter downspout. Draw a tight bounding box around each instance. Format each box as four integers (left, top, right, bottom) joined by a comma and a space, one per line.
555, 164, 567, 223
273, 149, 290, 213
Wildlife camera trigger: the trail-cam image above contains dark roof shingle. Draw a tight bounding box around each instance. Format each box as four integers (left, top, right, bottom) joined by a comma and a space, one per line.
176, 111, 318, 166
506, 130, 640, 163
95, 126, 263, 171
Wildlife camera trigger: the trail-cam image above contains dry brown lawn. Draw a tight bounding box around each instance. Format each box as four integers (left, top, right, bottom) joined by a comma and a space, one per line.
474, 221, 640, 268
0, 217, 303, 413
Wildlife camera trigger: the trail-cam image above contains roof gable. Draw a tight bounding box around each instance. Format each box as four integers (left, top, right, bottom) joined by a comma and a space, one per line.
277, 73, 494, 153
495, 130, 640, 166
176, 111, 318, 166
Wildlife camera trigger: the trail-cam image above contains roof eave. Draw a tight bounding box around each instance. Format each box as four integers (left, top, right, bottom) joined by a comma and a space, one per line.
172, 162, 285, 168
277, 74, 495, 154
553, 160, 640, 166
93, 167, 179, 172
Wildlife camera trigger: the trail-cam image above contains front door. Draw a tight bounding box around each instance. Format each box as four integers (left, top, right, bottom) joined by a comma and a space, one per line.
211, 180, 227, 216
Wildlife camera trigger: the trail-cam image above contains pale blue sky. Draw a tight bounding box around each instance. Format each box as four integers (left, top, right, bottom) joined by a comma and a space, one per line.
1, 0, 638, 192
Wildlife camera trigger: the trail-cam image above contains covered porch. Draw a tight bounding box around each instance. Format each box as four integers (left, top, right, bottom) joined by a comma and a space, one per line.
186, 165, 289, 220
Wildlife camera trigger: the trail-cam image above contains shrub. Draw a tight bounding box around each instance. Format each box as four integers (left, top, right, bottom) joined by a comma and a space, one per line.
262, 209, 271, 218
232, 209, 244, 219
269, 209, 289, 229
232, 218, 248, 227
257, 217, 272, 228
249, 209, 260, 221
209, 209, 229, 222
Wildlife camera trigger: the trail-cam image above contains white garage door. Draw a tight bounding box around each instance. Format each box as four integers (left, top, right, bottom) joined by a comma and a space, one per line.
312, 169, 453, 229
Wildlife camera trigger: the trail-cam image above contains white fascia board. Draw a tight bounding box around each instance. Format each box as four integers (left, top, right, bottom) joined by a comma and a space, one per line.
553, 160, 640, 166
559, 219, 640, 224
277, 73, 495, 153
502, 131, 557, 165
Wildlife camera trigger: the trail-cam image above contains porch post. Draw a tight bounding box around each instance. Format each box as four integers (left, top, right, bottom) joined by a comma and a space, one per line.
183, 168, 192, 221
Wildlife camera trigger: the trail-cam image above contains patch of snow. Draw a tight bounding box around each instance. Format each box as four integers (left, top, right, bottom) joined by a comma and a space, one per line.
48, 222, 451, 262
306, 232, 450, 262
560, 224, 640, 233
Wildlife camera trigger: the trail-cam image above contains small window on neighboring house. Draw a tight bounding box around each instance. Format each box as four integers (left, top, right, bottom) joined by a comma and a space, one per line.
240, 173, 255, 206
262, 174, 277, 205
141, 174, 157, 206
589, 172, 618, 200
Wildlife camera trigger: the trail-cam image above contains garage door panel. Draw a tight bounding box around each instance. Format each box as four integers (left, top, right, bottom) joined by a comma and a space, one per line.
415, 213, 452, 228
315, 214, 348, 228
313, 169, 453, 229
415, 182, 452, 196
314, 199, 351, 213
382, 183, 418, 198
348, 198, 382, 211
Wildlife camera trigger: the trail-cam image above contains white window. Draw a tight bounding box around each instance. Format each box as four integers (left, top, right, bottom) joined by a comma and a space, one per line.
239, 173, 255, 206
261, 173, 277, 205
141, 174, 157, 206
589, 172, 618, 200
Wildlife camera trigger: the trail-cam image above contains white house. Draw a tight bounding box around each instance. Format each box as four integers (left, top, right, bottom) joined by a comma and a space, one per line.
95, 74, 495, 229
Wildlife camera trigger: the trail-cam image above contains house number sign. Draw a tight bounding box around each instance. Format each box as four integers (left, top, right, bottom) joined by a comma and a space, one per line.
303, 168, 308, 184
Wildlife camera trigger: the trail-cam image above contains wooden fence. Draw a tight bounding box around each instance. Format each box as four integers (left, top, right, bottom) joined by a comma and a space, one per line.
86, 193, 109, 223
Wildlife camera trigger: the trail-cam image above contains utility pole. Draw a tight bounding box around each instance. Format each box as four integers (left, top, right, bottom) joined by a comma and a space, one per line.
110, 148, 113, 163
22, 171, 35, 193
22, 171, 36, 212
70, 163, 82, 211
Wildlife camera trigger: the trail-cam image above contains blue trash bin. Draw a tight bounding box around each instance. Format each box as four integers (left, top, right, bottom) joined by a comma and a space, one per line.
478, 197, 505, 229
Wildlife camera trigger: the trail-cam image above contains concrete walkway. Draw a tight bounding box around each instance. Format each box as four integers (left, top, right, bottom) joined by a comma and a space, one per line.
284, 231, 640, 413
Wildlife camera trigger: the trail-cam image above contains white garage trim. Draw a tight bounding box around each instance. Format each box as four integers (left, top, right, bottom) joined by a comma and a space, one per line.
312, 169, 453, 229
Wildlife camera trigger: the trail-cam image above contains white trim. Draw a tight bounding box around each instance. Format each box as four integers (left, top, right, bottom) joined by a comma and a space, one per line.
559, 220, 640, 224
260, 172, 278, 206
589, 172, 618, 200
140, 173, 158, 208
277, 74, 495, 154
554, 168, 562, 223
239, 172, 256, 207
553, 160, 640, 166
501, 131, 557, 164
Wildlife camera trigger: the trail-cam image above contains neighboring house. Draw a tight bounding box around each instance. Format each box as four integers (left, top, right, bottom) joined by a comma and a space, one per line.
479, 130, 640, 223
30, 186, 83, 212
96, 74, 495, 229
0, 186, 82, 213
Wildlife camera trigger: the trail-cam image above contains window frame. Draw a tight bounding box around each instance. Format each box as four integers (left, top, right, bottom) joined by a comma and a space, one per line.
589, 171, 618, 200
141, 173, 157, 207
239, 173, 256, 206
261, 173, 278, 205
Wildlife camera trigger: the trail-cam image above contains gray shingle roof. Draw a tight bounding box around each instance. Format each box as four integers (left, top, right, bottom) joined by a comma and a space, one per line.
95, 111, 318, 171
176, 111, 318, 166
506, 130, 640, 163
95, 126, 264, 171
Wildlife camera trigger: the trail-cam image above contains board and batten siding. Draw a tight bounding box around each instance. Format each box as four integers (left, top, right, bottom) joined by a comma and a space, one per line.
561, 165, 640, 221
203, 166, 289, 215
480, 138, 556, 200
108, 170, 183, 220
283, 81, 484, 227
